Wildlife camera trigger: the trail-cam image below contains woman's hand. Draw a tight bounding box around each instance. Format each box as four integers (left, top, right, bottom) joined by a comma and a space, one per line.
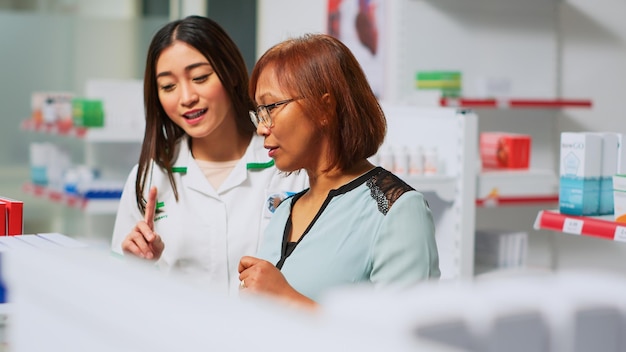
238, 256, 316, 309
121, 186, 164, 260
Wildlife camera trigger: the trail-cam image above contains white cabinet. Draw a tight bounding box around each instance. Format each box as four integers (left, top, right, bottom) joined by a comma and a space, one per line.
381, 105, 478, 280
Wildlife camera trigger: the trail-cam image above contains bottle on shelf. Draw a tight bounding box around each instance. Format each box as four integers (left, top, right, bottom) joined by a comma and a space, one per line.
423, 146, 439, 176
409, 145, 424, 176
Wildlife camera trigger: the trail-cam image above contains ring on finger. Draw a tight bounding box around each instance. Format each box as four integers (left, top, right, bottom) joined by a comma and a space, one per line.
240, 279, 246, 290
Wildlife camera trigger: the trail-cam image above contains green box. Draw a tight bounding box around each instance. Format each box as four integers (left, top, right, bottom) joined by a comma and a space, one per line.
416, 71, 462, 92
72, 98, 104, 127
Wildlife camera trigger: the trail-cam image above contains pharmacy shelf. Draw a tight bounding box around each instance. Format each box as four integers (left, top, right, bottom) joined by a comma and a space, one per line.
22, 183, 120, 215
476, 195, 559, 207
403, 175, 456, 203
21, 119, 142, 143
534, 209, 626, 242
439, 97, 593, 109
476, 169, 559, 207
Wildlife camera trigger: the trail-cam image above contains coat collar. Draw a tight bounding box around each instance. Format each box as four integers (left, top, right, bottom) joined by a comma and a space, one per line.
172, 135, 273, 197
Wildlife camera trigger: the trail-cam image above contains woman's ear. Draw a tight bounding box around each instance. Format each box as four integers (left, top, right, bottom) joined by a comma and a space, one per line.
321, 93, 333, 106
320, 93, 335, 127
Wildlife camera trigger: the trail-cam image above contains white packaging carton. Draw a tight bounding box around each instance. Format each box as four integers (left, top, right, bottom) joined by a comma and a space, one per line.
617, 133, 626, 175
591, 133, 619, 215
559, 132, 602, 216
613, 174, 626, 223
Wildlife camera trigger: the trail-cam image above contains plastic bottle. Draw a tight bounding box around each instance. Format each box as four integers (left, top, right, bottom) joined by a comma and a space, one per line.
409, 145, 424, 176
423, 146, 439, 176
393, 144, 409, 177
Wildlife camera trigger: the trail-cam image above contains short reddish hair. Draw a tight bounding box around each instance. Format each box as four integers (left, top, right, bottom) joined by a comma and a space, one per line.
249, 33, 386, 171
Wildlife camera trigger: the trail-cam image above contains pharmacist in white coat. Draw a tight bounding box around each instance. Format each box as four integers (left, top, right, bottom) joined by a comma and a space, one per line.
111, 16, 307, 296
113, 136, 306, 295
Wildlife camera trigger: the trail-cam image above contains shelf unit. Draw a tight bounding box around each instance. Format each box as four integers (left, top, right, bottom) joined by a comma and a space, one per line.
439, 97, 593, 109
386, 0, 595, 276
475, 169, 560, 207
477, 195, 559, 208
403, 175, 456, 203
534, 210, 626, 242
20, 120, 141, 239
21, 183, 120, 215
20, 79, 144, 241
382, 104, 478, 280
20, 120, 140, 217
21, 119, 142, 143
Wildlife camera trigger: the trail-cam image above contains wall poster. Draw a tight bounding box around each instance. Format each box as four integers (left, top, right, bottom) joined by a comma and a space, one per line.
327, 0, 386, 99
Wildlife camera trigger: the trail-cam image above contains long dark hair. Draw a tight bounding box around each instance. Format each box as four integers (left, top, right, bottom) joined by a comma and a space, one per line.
135, 15, 255, 214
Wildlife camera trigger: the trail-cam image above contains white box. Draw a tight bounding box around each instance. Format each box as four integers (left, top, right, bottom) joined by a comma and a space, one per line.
591, 133, 619, 215
613, 174, 626, 223
559, 132, 602, 216
617, 133, 626, 175
475, 230, 528, 269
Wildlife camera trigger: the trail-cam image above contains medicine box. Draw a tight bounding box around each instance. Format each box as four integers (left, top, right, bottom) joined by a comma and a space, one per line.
559, 132, 602, 216
480, 132, 531, 169
614, 175, 626, 223
618, 133, 626, 175
415, 70, 461, 97
0, 197, 24, 236
72, 98, 104, 127
0, 201, 5, 236
592, 133, 619, 215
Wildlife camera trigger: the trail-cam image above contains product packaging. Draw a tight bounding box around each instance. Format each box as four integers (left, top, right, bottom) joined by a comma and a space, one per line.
480, 132, 531, 169
0, 201, 6, 236
613, 175, 626, 223
559, 132, 602, 216
590, 133, 619, 215
72, 98, 104, 127
415, 70, 462, 97
0, 197, 24, 236
617, 133, 626, 175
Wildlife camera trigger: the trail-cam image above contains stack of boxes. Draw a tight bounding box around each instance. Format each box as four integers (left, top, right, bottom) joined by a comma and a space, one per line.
0, 196, 24, 236
475, 230, 528, 270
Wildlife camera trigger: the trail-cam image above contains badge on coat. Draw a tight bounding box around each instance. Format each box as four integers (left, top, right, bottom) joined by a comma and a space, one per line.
264, 191, 297, 218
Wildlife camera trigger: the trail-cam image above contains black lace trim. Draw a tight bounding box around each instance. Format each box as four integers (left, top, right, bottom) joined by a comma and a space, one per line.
366, 168, 414, 215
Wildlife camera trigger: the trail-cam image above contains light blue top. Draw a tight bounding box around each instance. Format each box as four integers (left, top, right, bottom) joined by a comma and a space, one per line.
257, 167, 440, 301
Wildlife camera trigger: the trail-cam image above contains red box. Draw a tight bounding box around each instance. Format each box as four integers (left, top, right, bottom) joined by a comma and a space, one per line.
0, 201, 6, 236
0, 197, 24, 236
480, 132, 531, 169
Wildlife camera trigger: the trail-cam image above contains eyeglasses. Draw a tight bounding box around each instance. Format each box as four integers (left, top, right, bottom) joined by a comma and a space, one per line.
249, 97, 302, 128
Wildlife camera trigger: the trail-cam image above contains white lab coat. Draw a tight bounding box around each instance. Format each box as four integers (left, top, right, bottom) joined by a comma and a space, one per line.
111, 135, 308, 296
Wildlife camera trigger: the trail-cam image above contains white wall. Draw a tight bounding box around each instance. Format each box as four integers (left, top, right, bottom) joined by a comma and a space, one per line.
73, 0, 141, 18
558, 0, 626, 136
256, 0, 326, 56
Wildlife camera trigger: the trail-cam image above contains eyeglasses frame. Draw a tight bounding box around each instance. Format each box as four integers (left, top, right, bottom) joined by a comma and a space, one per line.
249, 97, 302, 128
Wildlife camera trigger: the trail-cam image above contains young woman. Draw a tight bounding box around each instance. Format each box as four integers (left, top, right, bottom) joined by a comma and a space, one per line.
239, 33, 440, 308
111, 16, 307, 296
